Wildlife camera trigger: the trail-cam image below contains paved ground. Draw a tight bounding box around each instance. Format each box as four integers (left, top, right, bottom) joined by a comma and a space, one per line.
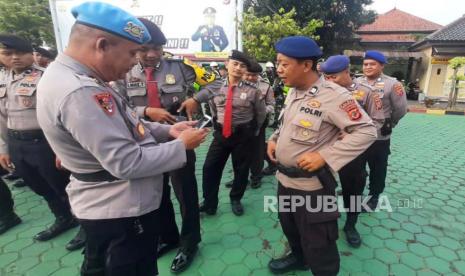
1, 113, 465, 275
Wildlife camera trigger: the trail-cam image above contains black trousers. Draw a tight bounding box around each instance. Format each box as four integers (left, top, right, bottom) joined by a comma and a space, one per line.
278, 183, 340, 276
0, 178, 14, 217
79, 210, 160, 276
158, 150, 201, 249
364, 139, 391, 197
202, 127, 254, 209
339, 153, 367, 212
249, 120, 267, 180
8, 135, 71, 218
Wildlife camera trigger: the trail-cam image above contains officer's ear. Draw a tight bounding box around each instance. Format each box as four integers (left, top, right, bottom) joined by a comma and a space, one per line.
301, 59, 314, 73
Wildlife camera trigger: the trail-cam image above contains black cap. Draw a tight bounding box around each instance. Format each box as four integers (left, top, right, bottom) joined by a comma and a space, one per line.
0, 34, 33, 53
203, 7, 216, 15
34, 46, 57, 59
229, 50, 251, 67
138, 17, 167, 46
247, 60, 262, 73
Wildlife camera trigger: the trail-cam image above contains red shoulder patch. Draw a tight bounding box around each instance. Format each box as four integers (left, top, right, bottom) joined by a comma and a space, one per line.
394, 83, 404, 96
340, 99, 362, 121
94, 92, 115, 115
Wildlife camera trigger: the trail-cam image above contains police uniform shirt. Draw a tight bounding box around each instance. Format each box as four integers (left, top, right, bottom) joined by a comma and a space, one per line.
192, 25, 229, 52
355, 74, 408, 140
0, 67, 8, 154
347, 82, 385, 131
0, 65, 43, 154
36, 53, 187, 220
118, 59, 221, 116
211, 79, 266, 128
270, 78, 377, 191
258, 79, 275, 115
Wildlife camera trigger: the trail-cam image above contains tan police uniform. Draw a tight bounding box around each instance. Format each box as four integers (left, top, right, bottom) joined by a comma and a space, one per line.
355, 74, 408, 200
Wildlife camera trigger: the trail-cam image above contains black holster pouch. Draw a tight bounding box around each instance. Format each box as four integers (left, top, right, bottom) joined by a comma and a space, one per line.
380, 118, 392, 136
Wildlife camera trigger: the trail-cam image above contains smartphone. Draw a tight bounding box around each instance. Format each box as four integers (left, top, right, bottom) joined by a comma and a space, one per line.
175, 115, 187, 122
195, 114, 212, 129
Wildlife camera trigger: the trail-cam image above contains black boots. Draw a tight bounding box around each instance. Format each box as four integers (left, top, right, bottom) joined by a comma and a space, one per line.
268, 251, 306, 274
65, 226, 86, 251
34, 215, 78, 241
344, 214, 361, 248
0, 212, 21, 235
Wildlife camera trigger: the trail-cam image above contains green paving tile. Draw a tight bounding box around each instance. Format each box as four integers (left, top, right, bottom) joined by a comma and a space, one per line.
432, 246, 459, 262
0, 252, 19, 270
198, 259, 226, 275
425, 256, 453, 274
374, 248, 398, 264
25, 261, 60, 276
452, 260, 465, 274
400, 252, 425, 270
2, 113, 465, 275
390, 263, 416, 276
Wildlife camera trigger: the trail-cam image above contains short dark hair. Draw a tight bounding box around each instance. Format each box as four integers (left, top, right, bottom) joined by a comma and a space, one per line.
297, 57, 319, 71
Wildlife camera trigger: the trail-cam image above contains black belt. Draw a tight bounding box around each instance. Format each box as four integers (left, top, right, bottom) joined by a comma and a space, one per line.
7, 129, 45, 141
215, 122, 254, 133
72, 170, 120, 182
277, 163, 317, 178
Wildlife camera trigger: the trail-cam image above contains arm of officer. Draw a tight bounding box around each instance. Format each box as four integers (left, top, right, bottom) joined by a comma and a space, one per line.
0, 99, 8, 155
195, 78, 222, 103
253, 88, 267, 131
319, 95, 377, 172
390, 82, 408, 126
264, 83, 276, 115
60, 88, 187, 179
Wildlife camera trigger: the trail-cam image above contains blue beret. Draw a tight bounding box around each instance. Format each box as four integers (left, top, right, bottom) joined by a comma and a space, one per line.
71, 1, 151, 45
275, 36, 322, 59
138, 17, 167, 46
364, 50, 386, 64
320, 55, 350, 74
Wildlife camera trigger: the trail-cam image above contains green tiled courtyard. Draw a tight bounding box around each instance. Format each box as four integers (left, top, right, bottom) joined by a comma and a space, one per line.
1, 113, 465, 275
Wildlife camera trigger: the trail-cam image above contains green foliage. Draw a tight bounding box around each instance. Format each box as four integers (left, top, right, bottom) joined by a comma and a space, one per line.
241, 8, 323, 61
244, 0, 376, 55
448, 57, 465, 70
0, 0, 55, 46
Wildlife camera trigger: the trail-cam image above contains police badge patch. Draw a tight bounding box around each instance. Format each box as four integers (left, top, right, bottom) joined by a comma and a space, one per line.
394, 83, 404, 96
373, 93, 383, 110
94, 92, 115, 115
339, 99, 362, 121
21, 97, 33, 108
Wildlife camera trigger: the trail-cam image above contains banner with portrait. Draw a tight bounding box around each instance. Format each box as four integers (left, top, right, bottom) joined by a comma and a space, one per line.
50, 0, 243, 58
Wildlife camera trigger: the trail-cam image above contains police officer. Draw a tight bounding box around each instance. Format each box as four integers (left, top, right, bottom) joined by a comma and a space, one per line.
33, 46, 57, 68
191, 7, 229, 52
0, 34, 86, 250
198, 50, 266, 216
355, 51, 408, 211
244, 60, 275, 188
115, 18, 221, 273
0, 60, 21, 234
36, 2, 208, 275
266, 36, 377, 275
321, 55, 385, 248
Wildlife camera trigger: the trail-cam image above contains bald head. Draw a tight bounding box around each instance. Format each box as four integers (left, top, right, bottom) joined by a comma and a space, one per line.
65, 23, 141, 82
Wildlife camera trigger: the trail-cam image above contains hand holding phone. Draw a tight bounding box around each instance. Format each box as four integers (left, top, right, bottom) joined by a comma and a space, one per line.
195, 114, 212, 129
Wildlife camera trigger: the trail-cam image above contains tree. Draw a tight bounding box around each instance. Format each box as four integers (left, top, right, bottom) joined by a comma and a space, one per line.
0, 0, 55, 46
241, 8, 323, 61
447, 57, 465, 109
244, 0, 376, 55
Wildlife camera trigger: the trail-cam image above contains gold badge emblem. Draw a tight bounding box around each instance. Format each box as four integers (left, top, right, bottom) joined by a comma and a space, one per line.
137, 122, 145, 137
299, 120, 313, 128
301, 129, 310, 137
124, 22, 144, 40
353, 90, 365, 100
307, 100, 321, 108
166, 74, 176, 84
